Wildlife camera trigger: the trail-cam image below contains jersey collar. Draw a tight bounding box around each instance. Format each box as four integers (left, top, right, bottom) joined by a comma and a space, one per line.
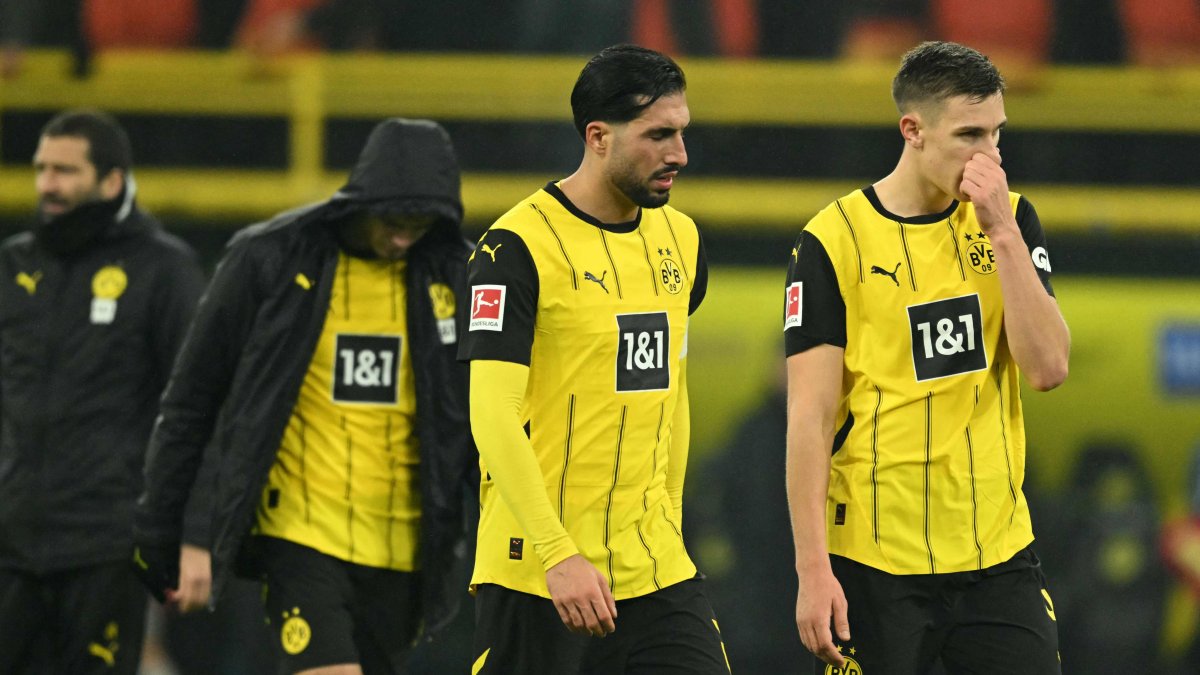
863, 185, 959, 225
543, 181, 642, 234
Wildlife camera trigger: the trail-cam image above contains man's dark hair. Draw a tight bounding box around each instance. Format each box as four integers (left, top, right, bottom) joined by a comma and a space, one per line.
570, 44, 687, 138
41, 109, 133, 178
892, 41, 1005, 113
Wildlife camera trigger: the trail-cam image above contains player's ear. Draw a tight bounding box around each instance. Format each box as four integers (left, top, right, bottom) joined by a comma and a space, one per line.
584, 121, 611, 156
98, 167, 125, 200
900, 113, 922, 149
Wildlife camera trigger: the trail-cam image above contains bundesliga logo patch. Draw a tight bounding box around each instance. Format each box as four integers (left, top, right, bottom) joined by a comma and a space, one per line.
784, 282, 803, 330
469, 285, 506, 331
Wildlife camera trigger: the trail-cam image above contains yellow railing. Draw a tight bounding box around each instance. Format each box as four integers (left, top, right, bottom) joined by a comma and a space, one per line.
2, 50, 1198, 231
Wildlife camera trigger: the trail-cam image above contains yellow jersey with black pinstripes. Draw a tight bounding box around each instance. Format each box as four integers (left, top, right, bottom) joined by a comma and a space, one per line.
787, 187, 1049, 575
462, 184, 705, 599
255, 253, 421, 570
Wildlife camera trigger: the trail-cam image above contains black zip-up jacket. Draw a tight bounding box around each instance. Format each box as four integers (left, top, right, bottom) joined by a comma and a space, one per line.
135, 119, 477, 636
0, 189, 206, 573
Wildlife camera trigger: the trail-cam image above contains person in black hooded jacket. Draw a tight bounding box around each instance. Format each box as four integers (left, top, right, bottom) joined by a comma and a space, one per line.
0, 109, 208, 674
132, 118, 478, 675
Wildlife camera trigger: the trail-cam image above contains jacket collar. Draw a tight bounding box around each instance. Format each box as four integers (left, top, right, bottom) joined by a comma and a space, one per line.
33, 175, 149, 257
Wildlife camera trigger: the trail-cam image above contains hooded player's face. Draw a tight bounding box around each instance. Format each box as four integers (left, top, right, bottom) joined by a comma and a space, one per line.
364, 214, 435, 260
605, 92, 690, 210
33, 135, 117, 223
909, 92, 1006, 203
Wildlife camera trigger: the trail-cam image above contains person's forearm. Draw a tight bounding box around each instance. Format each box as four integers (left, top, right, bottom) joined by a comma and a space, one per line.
785, 346, 843, 576
990, 230, 1070, 391
787, 412, 834, 575
471, 360, 578, 570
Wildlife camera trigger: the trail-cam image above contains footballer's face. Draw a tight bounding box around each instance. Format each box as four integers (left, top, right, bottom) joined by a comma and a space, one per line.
910, 92, 1006, 202
604, 92, 690, 210
364, 213, 435, 260
33, 135, 119, 223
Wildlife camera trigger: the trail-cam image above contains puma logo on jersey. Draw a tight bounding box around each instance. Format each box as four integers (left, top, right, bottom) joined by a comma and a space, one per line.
1041, 589, 1057, 621
294, 273, 312, 290
88, 642, 117, 666
15, 271, 42, 295
88, 621, 121, 666
584, 270, 609, 293
481, 243, 502, 262
870, 262, 901, 287
472, 648, 491, 675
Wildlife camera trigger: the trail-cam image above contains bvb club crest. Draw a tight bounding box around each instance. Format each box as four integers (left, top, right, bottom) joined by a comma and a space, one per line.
429, 282, 458, 344
659, 259, 683, 295
826, 656, 863, 675
90, 266, 127, 325
428, 283, 456, 320
964, 232, 996, 275
91, 265, 128, 299
280, 607, 312, 655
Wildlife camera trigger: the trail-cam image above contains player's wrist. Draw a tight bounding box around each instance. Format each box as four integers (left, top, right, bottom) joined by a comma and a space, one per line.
538, 540, 581, 572
981, 221, 1021, 246
986, 228, 1031, 262
794, 552, 832, 578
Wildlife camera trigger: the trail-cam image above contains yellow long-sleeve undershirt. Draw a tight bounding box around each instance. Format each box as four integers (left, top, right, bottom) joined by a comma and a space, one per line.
470, 360, 579, 571
666, 357, 689, 525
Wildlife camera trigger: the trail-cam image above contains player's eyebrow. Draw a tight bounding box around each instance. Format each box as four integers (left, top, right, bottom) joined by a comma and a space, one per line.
956, 120, 1007, 134
645, 121, 689, 137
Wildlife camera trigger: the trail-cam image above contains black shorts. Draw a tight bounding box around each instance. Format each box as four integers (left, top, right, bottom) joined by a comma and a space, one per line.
0, 561, 148, 675
473, 576, 731, 675
258, 536, 421, 674
821, 546, 1061, 675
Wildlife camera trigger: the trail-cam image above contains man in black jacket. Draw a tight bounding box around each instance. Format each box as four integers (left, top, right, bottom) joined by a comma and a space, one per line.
133, 118, 478, 675
0, 110, 208, 674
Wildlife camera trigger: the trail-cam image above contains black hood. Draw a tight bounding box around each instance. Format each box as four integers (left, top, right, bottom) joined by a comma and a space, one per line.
330, 118, 464, 232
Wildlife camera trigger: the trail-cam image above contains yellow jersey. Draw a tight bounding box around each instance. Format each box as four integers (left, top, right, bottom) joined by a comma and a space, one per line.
784, 186, 1056, 574
459, 183, 708, 599
256, 253, 421, 570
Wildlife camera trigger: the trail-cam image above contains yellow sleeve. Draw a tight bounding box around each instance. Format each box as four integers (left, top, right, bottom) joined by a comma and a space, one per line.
666, 356, 690, 525
470, 360, 579, 571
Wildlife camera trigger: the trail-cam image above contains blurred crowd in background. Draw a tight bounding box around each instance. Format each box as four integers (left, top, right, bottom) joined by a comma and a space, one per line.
2, 0, 1199, 74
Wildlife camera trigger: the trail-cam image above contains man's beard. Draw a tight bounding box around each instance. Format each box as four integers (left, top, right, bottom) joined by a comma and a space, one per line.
38, 183, 106, 224
612, 164, 676, 210
38, 196, 75, 224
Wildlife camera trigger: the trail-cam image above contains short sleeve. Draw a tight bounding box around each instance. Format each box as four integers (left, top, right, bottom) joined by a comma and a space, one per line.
1015, 196, 1055, 297
456, 228, 539, 366
783, 230, 846, 356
